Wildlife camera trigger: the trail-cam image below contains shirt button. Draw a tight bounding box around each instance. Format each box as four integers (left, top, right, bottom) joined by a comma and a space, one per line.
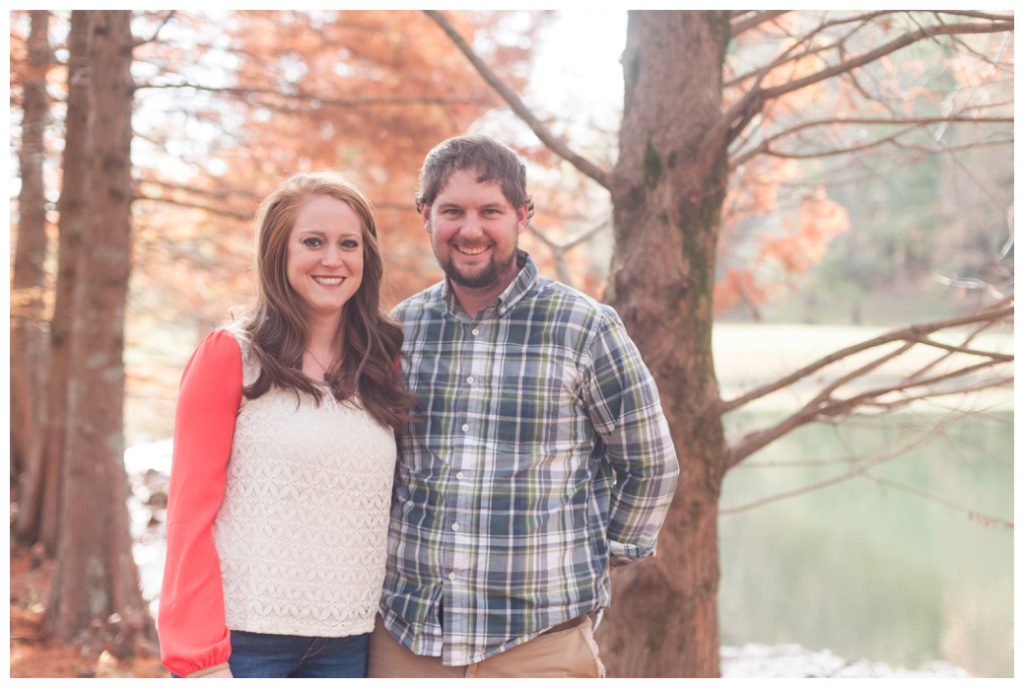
448, 572, 456, 581
461, 423, 469, 432
466, 376, 474, 384
452, 523, 460, 531
471, 328, 479, 336
456, 472, 465, 480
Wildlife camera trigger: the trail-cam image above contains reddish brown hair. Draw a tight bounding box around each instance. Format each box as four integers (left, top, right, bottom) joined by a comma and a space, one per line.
241, 171, 412, 431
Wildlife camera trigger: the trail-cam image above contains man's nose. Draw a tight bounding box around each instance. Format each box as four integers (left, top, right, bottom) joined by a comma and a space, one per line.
459, 213, 484, 238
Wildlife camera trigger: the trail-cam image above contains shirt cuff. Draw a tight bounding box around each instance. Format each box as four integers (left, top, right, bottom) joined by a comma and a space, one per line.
186, 663, 231, 678
608, 539, 656, 561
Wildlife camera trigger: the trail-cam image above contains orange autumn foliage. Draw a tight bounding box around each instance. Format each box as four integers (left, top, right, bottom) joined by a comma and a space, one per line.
759, 187, 850, 274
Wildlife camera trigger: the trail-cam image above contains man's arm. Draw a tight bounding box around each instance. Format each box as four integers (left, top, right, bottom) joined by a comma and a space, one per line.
581, 308, 680, 563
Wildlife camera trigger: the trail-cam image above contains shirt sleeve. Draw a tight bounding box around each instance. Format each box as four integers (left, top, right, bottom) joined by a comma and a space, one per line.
158, 330, 242, 677
580, 308, 679, 560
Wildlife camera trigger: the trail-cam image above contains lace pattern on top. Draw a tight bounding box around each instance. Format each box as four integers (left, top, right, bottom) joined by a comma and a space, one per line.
212, 329, 396, 637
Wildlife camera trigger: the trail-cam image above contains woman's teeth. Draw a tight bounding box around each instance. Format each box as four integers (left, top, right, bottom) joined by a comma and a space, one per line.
314, 277, 343, 286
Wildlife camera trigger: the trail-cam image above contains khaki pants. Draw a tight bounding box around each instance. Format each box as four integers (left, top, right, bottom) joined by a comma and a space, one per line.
367, 615, 606, 678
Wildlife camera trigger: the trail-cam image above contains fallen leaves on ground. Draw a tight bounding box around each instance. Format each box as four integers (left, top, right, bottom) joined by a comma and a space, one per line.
9, 544, 166, 678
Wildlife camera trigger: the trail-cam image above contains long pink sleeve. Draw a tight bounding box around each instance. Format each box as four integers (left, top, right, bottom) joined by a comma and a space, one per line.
158, 330, 242, 677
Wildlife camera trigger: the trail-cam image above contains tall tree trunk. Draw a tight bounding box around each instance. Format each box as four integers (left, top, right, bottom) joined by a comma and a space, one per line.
10, 9, 51, 490
17, 10, 92, 553
595, 11, 731, 678
46, 10, 154, 656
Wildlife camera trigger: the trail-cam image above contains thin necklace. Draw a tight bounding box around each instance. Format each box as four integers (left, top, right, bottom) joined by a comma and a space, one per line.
305, 348, 334, 377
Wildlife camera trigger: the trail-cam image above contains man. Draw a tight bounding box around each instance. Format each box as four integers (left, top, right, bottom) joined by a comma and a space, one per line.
369, 134, 679, 678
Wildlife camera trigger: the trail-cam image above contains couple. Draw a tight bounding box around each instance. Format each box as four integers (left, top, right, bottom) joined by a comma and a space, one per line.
158, 135, 680, 678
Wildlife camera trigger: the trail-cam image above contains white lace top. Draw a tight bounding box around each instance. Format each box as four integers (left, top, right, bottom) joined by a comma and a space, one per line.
211, 331, 396, 637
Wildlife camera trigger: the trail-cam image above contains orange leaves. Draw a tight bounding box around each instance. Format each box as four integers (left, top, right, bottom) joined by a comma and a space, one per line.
715, 185, 849, 314
724, 157, 799, 225
760, 186, 849, 274
714, 268, 769, 314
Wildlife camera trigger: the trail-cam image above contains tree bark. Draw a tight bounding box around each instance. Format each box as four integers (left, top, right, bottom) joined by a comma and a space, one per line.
17, 10, 92, 553
46, 10, 155, 655
10, 9, 51, 490
595, 11, 731, 678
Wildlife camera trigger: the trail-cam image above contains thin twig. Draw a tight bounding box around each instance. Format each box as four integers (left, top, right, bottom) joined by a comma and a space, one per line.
720, 305, 1013, 414
133, 10, 176, 48
423, 10, 610, 190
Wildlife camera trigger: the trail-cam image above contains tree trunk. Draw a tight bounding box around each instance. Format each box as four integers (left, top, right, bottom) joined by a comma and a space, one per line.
46, 10, 155, 656
595, 11, 731, 678
17, 10, 92, 553
10, 9, 51, 490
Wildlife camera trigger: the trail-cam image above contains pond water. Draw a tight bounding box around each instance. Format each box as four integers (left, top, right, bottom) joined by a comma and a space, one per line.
719, 409, 1013, 677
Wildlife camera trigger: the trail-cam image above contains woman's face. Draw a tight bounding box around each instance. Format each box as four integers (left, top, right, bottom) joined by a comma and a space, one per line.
285, 194, 364, 320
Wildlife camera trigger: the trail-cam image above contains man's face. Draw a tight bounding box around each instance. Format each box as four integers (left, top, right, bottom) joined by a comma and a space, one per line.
423, 168, 527, 291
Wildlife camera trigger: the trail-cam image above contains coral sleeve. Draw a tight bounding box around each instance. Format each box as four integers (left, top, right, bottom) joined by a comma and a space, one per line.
157, 330, 242, 677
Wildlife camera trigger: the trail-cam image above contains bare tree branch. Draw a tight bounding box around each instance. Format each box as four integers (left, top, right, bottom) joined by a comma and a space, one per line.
912, 336, 1012, 362
140, 178, 262, 201
850, 375, 1011, 413
731, 115, 1013, 167
730, 10, 789, 37
760, 135, 1011, 162
526, 220, 609, 286
133, 10, 176, 48
134, 193, 253, 220
422, 10, 611, 190
861, 473, 1012, 529
719, 304, 1013, 414
725, 10, 900, 90
721, 415, 946, 514
889, 137, 1013, 157
136, 81, 489, 109
821, 358, 1009, 416
758, 20, 1013, 103
722, 410, 1012, 528
723, 18, 1013, 146
930, 10, 1013, 23
907, 314, 1008, 382
719, 10, 906, 148
727, 342, 918, 467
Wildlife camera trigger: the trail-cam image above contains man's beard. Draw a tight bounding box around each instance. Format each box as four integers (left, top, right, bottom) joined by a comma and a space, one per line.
439, 250, 516, 289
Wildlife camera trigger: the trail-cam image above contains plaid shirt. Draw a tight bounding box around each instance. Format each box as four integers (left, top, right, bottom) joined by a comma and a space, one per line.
382, 252, 678, 666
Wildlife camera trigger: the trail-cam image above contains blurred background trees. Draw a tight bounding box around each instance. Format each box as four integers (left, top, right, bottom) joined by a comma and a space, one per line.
8, 8, 1013, 677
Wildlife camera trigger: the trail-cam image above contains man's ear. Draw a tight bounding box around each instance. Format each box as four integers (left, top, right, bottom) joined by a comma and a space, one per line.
515, 205, 528, 234
421, 204, 432, 234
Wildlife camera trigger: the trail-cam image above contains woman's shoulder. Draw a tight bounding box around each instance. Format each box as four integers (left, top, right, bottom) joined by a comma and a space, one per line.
190, 328, 243, 361
195, 326, 258, 384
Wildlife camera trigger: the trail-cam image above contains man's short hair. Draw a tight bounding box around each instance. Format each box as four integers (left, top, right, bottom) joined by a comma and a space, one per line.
415, 134, 535, 219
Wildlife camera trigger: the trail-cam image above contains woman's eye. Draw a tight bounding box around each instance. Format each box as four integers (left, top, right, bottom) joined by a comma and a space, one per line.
341, 239, 360, 249
302, 237, 322, 248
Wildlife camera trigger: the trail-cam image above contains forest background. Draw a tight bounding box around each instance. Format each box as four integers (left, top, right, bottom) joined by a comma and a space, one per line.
8, 8, 1014, 678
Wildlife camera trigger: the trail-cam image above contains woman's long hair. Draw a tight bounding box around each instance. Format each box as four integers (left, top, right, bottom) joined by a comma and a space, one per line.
240, 171, 413, 431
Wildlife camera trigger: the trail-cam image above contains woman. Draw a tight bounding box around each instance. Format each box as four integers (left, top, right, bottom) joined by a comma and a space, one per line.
158, 172, 412, 678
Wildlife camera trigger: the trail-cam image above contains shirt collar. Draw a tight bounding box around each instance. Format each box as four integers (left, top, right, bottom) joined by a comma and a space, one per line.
442, 250, 538, 319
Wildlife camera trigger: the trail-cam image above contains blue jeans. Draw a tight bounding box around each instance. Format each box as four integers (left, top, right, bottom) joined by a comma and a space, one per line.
227, 630, 369, 678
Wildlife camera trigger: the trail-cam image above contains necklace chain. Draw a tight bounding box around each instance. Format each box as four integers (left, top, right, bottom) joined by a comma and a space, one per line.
305, 348, 335, 376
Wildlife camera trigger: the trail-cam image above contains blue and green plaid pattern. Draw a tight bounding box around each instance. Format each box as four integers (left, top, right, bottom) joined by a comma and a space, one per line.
381, 252, 679, 666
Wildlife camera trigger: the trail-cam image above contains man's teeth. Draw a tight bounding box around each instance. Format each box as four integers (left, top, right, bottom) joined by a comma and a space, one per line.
458, 246, 488, 255
314, 277, 344, 285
